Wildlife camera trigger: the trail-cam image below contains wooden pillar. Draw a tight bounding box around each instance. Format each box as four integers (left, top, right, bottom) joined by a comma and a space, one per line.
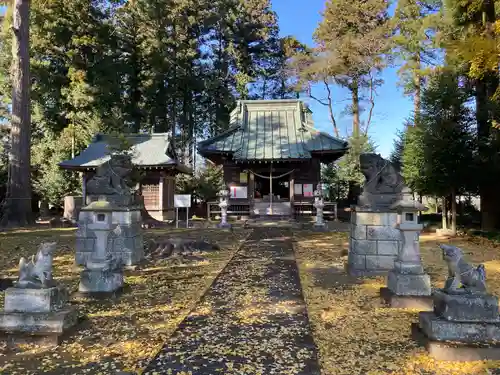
82, 172, 87, 204
290, 171, 295, 207
158, 172, 165, 214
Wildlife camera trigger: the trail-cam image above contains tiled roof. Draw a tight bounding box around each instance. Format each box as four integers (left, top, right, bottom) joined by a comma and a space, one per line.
198, 100, 347, 161
59, 133, 191, 173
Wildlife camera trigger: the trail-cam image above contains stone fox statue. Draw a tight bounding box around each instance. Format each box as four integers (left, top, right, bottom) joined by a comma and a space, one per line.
440, 244, 486, 293
18, 242, 57, 288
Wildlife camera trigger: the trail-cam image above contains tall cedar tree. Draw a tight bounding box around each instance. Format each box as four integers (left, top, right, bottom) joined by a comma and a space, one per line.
442, 0, 500, 230
392, 0, 440, 122
314, 0, 391, 137
1, 0, 34, 227
402, 70, 475, 234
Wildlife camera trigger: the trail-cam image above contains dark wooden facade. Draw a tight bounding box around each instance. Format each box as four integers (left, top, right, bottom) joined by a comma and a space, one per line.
198, 100, 348, 217
60, 133, 191, 221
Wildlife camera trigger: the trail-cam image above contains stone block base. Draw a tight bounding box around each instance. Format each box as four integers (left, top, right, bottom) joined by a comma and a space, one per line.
347, 207, 401, 276
433, 290, 499, 322
419, 311, 500, 343
5, 286, 68, 313
79, 269, 123, 294
412, 323, 500, 361
387, 270, 431, 296
380, 287, 433, 310
312, 224, 328, 232
0, 307, 78, 336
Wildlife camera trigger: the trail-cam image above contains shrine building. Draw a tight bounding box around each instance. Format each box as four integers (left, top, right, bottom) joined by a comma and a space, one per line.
59, 132, 191, 221
198, 99, 348, 217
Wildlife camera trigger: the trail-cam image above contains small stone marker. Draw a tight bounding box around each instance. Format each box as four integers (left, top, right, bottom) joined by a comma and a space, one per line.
0, 242, 78, 346
380, 199, 433, 310
413, 244, 500, 361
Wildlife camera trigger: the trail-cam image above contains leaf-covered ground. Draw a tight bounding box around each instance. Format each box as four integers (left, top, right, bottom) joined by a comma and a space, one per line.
0, 227, 250, 374
144, 227, 320, 375
294, 231, 500, 375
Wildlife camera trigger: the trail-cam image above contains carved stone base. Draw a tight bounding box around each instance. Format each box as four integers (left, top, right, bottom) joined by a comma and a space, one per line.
433, 290, 500, 322
313, 223, 328, 232
419, 311, 500, 343
5, 286, 68, 313
380, 287, 433, 310
0, 307, 78, 345
387, 270, 431, 296
412, 323, 500, 361
78, 269, 123, 294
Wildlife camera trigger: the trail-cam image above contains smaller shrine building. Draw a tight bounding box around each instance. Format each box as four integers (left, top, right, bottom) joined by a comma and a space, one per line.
59, 133, 191, 221
198, 99, 348, 217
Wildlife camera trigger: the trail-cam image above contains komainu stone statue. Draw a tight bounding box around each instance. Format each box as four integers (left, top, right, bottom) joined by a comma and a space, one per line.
359, 153, 404, 195
86, 154, 139, 197
17, 242, 57, 288
440, 244, 487, 293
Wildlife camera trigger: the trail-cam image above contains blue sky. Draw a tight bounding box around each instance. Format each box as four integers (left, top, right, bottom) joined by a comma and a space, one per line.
272, 0, 413, 157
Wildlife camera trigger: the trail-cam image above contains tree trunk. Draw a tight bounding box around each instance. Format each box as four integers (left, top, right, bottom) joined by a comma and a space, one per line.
451, 190, 457, 236
351, 79, 360, 138
441, 197, 448, 230
0, 0, 34, 228
413, 53, 421, 125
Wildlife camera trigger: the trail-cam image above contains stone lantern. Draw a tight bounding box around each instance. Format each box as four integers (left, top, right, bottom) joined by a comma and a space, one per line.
313, 189, 326, 229
78, 201, 124, 296
380, 199, 433, 309
217, 188, 231, 228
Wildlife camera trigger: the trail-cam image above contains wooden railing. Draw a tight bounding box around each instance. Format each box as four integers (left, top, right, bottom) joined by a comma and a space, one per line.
293, 201, 338, 221
207, 200, 338, 221
207, 201, 251, 220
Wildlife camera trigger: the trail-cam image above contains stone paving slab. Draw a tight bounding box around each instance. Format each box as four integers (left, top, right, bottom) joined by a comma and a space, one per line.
143, 228, 320, 375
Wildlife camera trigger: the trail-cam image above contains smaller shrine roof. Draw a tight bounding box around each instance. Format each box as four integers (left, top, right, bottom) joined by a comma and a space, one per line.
59, 133, 191, 173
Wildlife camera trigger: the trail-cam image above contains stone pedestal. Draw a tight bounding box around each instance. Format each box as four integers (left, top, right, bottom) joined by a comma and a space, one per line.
347, 206, 401, 276
76, 200, 144, 266
0, 286, 78, 346
414, 289, 500, 360
78, 268, 124, 296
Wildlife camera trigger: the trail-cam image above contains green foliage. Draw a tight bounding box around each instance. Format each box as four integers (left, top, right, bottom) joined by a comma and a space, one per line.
389, 128, 406, 170
402, 70, 476, 197
337, 134, 376, 185
31, 135, 80, 206
177, 163, 224, 202
321, 163, 349, 201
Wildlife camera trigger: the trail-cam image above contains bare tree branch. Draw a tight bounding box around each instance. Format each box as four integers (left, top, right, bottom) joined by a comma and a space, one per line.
306, 80, 340, 138
364, 71, 376, 135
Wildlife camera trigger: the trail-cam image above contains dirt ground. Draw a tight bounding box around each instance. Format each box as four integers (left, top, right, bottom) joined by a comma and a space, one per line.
294, 231, 500, 375
0, 227, 250, 374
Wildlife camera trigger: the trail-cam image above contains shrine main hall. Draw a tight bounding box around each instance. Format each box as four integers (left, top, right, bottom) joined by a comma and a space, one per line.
198, 99, 348, 217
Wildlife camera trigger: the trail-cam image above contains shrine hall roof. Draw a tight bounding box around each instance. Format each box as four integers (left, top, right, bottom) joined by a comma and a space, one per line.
198, 100, 348, 162
59, 133, 191, 173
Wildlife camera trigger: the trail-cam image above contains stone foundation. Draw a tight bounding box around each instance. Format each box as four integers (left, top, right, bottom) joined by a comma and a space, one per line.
76, 208, 144, 266
347, 207, 403, 276
78, 269, 124, 294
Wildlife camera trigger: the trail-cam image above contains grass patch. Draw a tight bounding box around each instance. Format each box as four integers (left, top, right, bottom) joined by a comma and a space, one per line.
294, 231, 500, 375
0, 227, 250, 374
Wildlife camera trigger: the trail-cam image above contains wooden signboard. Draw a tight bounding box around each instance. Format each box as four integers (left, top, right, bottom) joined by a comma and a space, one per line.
230, 186, 248, 199
303, 184, 313, 197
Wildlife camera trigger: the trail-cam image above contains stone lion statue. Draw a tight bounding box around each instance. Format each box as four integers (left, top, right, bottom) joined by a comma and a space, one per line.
18, 242, 57, 288
359, 153, 404, 194
440, 244, 487, 293
86, 154, 139, 196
